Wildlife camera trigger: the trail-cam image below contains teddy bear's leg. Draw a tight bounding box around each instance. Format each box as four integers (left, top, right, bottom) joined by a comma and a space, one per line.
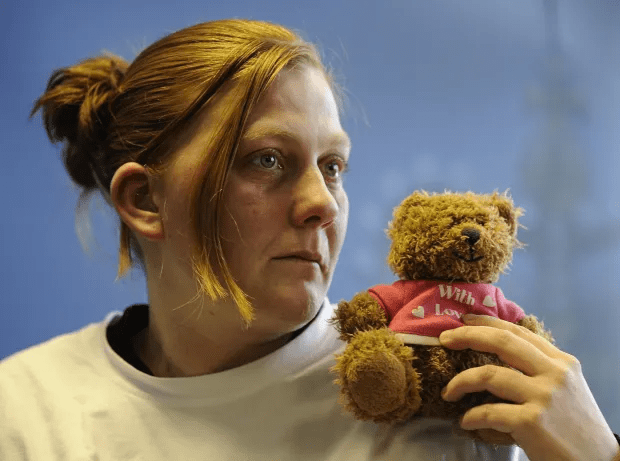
471, 428, 515, 446
415, 347, 516, 446
332, 328, 422, 423
448, 349, 517, 446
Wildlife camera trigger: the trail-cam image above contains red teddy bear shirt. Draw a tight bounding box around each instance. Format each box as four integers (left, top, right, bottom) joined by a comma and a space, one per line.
368, 280, 525, 346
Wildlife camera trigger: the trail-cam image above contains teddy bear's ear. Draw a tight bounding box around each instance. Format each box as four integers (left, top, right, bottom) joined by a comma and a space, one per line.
402, 190, 430, 207
388, 191, 429, 238
489, 191, 524, 236
392, 191, 429, 219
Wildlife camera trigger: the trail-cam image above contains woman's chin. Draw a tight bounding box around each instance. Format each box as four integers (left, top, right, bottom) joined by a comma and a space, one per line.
251, 289, 324, 330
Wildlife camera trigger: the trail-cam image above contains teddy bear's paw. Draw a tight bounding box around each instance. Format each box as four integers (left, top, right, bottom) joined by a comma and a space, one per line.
348, 350, 410, 416
333, 292, 388, 340
517, 315, 555, 344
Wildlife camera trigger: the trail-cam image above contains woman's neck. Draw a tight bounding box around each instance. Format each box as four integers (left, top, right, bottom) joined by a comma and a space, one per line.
132, 305, 296, 377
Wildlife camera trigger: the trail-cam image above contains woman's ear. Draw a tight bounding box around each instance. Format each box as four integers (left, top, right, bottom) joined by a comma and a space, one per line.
110, 162, 164, 241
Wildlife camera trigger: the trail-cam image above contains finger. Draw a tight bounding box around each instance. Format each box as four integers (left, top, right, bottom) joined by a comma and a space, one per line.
463, 314, 560, 359
458, 402, 527, 433
459, 403, 568, 460
439, 326, 551, 376
442, 364, 537, 404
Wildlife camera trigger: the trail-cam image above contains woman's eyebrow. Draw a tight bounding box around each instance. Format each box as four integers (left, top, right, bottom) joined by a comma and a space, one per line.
242, 125, 351, 151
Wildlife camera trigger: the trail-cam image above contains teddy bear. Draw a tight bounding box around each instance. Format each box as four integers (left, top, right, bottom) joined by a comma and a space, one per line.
331, 190, 553, 445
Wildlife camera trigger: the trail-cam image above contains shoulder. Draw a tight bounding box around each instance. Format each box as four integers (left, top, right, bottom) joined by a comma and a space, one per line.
1, 317, 107, 368
0, 316, 113, 402
0, 318, 115, 459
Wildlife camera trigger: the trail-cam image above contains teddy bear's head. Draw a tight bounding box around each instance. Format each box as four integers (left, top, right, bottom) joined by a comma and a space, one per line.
386, 190, 523, 283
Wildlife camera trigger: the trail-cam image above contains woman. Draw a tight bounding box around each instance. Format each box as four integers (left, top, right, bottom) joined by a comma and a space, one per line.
1, 18, 617, 460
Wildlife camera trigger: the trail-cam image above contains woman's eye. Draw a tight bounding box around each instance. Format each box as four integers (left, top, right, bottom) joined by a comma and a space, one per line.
323, 158, 347, 179
251, 151, 281, 170
260, 154, 277, 169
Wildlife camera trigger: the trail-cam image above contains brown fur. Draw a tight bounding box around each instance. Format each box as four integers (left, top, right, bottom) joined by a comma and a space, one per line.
331, 191, 553, 446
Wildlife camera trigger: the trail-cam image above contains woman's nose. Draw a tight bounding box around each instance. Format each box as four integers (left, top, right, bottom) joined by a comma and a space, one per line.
291, 167, 339, 228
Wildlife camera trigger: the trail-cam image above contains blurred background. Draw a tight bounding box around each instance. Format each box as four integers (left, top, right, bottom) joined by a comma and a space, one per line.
1, 0, 619, 430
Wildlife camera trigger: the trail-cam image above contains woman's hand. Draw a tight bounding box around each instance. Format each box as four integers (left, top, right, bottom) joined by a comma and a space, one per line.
439, 314, 619, 461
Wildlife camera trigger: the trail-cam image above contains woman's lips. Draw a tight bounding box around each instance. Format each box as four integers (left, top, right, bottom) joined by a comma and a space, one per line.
273, 251, 325, 271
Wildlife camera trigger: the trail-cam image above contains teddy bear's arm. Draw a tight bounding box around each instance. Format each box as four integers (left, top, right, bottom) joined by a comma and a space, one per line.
332, 291, 388, 341
517, 314, 555, 344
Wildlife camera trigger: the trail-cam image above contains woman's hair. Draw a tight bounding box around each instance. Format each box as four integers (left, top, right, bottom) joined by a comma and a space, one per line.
31, 19, 341, 324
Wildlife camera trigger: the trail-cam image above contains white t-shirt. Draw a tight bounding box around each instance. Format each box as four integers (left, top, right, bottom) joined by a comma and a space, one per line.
0, 300, 528, 460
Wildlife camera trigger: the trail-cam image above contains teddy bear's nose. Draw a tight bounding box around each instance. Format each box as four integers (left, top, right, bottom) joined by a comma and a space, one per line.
461, 228, 480, 245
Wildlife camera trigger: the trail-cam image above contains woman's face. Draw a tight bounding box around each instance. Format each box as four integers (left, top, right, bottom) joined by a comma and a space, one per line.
161, 65, 350, 332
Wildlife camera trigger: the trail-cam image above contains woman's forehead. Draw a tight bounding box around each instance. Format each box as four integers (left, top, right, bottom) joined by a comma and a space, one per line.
167, 65, 349, 172
241, 67, 349, 148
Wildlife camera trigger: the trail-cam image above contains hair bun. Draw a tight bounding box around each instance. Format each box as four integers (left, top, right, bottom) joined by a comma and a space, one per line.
31, 54, 129, 189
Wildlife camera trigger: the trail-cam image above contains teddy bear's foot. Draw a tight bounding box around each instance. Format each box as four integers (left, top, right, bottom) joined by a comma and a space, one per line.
348, 350, 410, 415
334, 328, 422, 422
472, 428, 515, 446
452, 425, 515, 446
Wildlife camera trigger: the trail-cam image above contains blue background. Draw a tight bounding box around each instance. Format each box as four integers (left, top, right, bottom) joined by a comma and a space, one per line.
2, 0, 619, 429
